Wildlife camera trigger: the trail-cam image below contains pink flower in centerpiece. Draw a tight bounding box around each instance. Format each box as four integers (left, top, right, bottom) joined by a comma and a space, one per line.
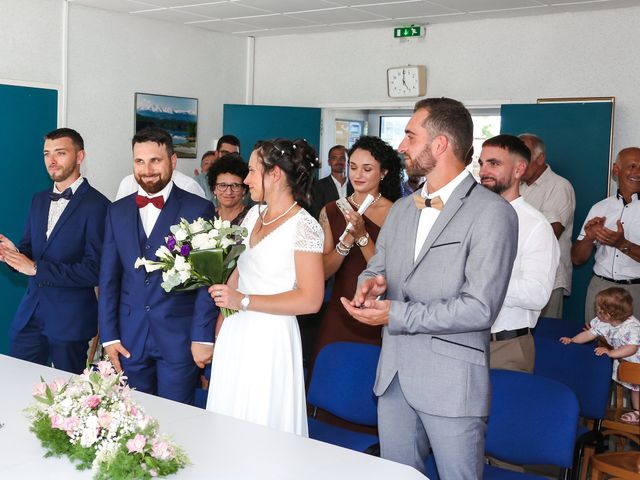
129, 404, 138, 417
151, 439, 173, 460
96, 360, 114, 377
97, 411, 111, 428
62, 416, 79, 435
138, 415, 151, 430
149, 469, 158, 477
50, 413, 64, 429
48, 378, 66, 393
32, 382, 47, 397
83, 395, 101, 409
126, 434, 147, 454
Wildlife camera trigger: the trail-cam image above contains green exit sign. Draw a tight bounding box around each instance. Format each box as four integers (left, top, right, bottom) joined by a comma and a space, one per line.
394, 25, 424, 38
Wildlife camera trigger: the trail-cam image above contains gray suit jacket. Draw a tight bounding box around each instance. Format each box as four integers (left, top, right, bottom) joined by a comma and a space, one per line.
360, 173, 518, 418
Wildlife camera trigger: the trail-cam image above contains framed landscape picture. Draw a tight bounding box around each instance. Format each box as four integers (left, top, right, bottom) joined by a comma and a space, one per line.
135, 92, 198, 158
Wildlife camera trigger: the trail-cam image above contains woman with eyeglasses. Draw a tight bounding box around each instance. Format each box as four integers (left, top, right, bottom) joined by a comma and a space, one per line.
207, 153, 249, 225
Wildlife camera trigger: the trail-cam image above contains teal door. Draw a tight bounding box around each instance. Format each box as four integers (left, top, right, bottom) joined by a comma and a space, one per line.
501, 101, 614, 324
222, 104, 321, 160
0, 84, 58, 353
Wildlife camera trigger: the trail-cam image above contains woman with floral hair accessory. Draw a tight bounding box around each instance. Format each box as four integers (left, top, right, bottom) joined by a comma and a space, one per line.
205, 138, 324, 436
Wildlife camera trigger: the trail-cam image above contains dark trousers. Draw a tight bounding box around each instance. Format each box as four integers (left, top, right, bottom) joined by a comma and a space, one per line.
120, 333, 199, 405
10, 316, 90, 374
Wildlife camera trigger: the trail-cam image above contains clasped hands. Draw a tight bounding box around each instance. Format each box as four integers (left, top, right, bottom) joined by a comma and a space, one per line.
104, 341, 213, 372
340, 274, 390, 326
341, 210, 366, 246
0, 234, 36, 275
584, 216, 627, 249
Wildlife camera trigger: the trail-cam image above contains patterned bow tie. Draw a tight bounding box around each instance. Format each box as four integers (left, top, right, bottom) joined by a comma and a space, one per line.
413, 193, 443, 211
49, 188, 73, 202
136, 195, 165, 209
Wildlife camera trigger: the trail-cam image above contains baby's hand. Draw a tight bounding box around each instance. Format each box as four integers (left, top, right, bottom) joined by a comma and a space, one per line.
559, 337, 572, 345
594, 346, 609, 357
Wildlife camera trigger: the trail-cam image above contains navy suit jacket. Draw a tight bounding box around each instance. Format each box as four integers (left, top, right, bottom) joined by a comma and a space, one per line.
310, 175, 353, 219
11, 179, 110, 341
98, 185, 217, 363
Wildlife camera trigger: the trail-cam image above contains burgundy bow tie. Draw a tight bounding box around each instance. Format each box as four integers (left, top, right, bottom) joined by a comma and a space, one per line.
136, 195, 164, 209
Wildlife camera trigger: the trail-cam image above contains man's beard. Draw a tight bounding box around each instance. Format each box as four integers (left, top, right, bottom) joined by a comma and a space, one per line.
135, 174, 170, 194
481, 177, 510, 195
410, 145, 436, 176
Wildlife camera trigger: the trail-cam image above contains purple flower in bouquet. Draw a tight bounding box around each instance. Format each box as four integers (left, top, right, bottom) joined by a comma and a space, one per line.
180, 244, 191, 257
166, 235, 176, 251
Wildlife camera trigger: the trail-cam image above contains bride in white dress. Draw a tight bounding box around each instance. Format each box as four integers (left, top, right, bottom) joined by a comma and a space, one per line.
206, 139, 325, 436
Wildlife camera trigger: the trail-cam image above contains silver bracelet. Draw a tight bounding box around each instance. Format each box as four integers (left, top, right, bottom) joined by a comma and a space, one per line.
336, 242, 351, 256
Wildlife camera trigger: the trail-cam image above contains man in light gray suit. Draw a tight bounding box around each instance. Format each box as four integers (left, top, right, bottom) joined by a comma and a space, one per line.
342, 98, 518, 478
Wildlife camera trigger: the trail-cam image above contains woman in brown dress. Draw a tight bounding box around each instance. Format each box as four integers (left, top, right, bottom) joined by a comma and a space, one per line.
314, 136, 402, 356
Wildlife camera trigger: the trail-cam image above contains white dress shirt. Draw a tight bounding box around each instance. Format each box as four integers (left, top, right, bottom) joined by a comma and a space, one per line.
491, 197, 560, 333
115, 170, 205, 201
577, 192, 640, 280
138, 181, 173, 237
330, 174, 348, 199
414, 170, 469, 261
520, 166, 575, 294
46, 176, 85, 239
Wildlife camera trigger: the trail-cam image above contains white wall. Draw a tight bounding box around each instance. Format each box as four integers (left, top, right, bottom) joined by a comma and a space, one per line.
0, 1, 247, 200
67, 5, 247, 199
254, 6, 640, 158
0, 0, 62, 86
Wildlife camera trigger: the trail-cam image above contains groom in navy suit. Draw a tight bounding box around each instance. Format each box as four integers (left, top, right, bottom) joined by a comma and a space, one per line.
0, 128, 110, 374
98, 127, 216, 404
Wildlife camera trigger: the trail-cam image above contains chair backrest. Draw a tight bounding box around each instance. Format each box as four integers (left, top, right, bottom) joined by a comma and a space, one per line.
533, 317, 584, 339
534, 335, 612, 420
307, 342, 380, 426
618, 361, 640, 385
486, 369, 580, 467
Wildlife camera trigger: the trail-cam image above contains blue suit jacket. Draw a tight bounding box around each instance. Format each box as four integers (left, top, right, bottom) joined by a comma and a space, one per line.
98, 185, 217, 363
11, 179, 110, 341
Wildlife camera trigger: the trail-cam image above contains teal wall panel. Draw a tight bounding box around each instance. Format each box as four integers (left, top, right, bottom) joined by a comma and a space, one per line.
0, 84, 58, 354
501, 102, 613, 324
222, 104, 321, 160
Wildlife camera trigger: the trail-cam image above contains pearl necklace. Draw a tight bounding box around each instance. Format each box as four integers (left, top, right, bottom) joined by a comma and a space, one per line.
261, 201, 298, 226
349, 192, 381, 208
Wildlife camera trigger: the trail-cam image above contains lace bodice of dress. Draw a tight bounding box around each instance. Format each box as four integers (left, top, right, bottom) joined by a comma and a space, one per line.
236, 206, 323, 296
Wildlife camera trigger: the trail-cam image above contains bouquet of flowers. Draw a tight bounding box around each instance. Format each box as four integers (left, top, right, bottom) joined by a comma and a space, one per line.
25, 361, 189, 479
135, 217, 247, 317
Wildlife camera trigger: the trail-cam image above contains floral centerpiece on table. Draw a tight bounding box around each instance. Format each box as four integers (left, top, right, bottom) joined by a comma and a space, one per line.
135, 217, 248, 317
25, 361, 189, 480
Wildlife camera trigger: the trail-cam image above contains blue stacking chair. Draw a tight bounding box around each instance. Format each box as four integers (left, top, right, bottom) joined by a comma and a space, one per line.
533, 317, 584, 340
307, 342, 380, 453
426, 369, 580, 480
533, 335, 613, 480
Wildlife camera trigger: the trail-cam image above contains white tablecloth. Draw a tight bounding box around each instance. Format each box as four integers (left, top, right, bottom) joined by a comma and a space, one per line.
0, 355, 426, 479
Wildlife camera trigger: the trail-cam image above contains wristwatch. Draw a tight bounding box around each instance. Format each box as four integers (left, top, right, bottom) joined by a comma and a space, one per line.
356, 232, 370, 247
241, 295, 251, 312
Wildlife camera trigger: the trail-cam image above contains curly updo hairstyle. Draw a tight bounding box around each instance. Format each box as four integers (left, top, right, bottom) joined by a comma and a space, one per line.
253, 138, 320, 208
348, 136, 402, 202
206, 153, 249, 194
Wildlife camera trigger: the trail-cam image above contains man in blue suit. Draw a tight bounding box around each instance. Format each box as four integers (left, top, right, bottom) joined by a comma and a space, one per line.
99, 127, 216, 405
0, 128, 110, 374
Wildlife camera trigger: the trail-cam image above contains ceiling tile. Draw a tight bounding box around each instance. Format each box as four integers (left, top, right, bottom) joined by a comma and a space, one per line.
176, 1, 272, 18
69, 0, 159, 12
287, 6, 387, 23
188, 18, 258, 31
552, 0, 640, 10
238, 0, 338, 13
229, 13, 319, 27
137, 0, 218, 6
429, 0, 545, 12
355, 0, 459, 18
130, 7, 214, 21
468, 5, 560, 19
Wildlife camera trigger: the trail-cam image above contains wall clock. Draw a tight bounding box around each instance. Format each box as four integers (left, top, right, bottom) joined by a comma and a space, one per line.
387, 65, 426, 98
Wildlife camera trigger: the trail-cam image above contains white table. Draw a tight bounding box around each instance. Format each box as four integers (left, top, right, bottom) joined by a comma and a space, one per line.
0, 355, 426, 479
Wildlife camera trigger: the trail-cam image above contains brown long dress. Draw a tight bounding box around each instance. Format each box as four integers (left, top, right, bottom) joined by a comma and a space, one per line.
313, 200, 383, 358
